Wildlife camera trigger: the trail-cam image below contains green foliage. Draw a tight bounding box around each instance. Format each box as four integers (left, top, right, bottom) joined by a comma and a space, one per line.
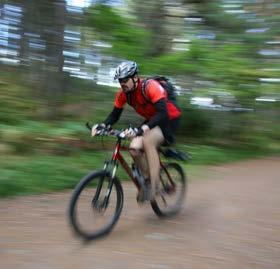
87, 5, 125, 35
1, 144, 275, 198
85, 3, 275, 107
177, 100, 212, 138
198, 1, 250, 34
86, 4, 150, 60
0, 80, 278, 198
181, 145, 253, 165
0, 83, 37, 124
140, 51, 195, 76
0, 153, 105, 197
1, 1, 279, 198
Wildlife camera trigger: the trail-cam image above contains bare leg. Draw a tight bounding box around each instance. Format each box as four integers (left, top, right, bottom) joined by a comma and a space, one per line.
129, 137, 149, 179
142, 127, 164, 199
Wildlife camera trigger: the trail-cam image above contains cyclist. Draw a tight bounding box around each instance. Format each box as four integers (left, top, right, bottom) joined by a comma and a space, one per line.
92, 61, 181, 202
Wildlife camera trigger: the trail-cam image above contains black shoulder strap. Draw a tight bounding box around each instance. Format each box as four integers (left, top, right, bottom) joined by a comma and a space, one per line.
141, 78, 151, 104
125, 92, 133, 106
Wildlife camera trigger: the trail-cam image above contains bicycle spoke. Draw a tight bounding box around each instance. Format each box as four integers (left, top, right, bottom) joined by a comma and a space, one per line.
159, 193, 167, 206
69, 171, 123, 240
151, 163, 186, 217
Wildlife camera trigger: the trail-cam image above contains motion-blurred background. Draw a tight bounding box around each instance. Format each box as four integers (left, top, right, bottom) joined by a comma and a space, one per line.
0, 0, 279, 197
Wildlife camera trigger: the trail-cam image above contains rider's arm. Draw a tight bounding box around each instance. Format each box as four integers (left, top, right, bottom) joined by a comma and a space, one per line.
104, 106, 123, 126
145, 98, 168, 129
103, 89, 126, 126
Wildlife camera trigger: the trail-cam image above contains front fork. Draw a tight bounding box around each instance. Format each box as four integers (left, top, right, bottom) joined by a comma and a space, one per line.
92, 160, 118, 211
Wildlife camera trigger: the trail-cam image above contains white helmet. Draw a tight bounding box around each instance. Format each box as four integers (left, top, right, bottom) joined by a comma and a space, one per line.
114, 61, 138, 80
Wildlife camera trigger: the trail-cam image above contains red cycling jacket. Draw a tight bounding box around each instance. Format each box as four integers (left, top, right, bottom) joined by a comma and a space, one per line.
114, 79, 181, 120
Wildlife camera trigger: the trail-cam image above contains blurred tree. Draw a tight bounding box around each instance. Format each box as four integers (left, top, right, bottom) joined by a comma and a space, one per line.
86, 4, 150, 61
42, 0, 67, 119
18, 1, 30, 65
182, 0, 249, 34
130, 0, 169, 56
16, 0, 67, 119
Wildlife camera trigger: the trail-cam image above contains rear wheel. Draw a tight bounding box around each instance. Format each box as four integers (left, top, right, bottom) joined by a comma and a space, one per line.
151, 162, 187, 217
68, 170, 123, 240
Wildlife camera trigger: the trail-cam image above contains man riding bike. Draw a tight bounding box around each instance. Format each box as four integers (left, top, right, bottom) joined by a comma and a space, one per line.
92, 61, 181, 202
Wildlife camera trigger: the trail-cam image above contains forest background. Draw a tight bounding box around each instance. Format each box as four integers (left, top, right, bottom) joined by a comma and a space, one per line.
0, 0, 279, 197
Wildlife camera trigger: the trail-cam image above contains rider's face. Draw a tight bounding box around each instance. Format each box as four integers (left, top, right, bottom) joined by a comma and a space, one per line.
119, 76, 137, 93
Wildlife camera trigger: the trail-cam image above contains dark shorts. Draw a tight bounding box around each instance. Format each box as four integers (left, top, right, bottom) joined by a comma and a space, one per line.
160, 117, 180, 146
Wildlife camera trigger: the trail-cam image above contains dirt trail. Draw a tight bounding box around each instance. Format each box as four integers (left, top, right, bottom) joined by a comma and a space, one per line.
1, 157, 279, 269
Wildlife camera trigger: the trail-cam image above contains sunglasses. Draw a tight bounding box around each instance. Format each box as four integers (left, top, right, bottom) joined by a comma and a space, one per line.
118, 77, 130, 84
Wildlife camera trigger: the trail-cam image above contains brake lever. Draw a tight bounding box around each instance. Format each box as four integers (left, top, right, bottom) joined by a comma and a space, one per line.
118, 131, 126, 139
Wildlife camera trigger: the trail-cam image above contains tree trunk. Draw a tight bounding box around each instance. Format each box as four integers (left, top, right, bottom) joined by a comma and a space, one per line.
41, 0, 67, 119
132, 0, 169, 57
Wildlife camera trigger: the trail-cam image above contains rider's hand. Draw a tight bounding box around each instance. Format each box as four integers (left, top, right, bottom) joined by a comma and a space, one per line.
123, 127, 137, 137
91, 123, 106, 136
124, 126, 147, 137
140, 124, 150, 134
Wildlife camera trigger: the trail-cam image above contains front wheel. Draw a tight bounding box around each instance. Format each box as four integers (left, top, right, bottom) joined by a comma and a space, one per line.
68, 170, 123, 240
151, 162, 187, 218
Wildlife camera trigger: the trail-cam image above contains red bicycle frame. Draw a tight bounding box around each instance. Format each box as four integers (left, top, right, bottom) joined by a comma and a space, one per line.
110, 137, 174, 192
111, 138, 141, 190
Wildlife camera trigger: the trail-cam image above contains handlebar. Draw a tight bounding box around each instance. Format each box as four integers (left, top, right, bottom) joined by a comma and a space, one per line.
86, 122, 190, 161
86, 122, 131, 139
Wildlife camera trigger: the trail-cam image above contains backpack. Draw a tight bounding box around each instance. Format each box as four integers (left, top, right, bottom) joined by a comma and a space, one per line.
141, 76, 177, 104
126, 76, 178, 106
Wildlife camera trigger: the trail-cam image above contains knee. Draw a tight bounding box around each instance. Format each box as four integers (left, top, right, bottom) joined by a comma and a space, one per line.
143, 127, 164, 149
129, 137, 144, 157
129, 148, 141, 157
142, 134, 155, 149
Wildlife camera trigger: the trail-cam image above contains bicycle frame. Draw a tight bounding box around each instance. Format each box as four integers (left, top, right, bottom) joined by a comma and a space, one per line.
110, 136, 141, 190
92, 137, 139, 211
86, 121, 179, 207
108, 136, 175, 192
91, 132, 177, 212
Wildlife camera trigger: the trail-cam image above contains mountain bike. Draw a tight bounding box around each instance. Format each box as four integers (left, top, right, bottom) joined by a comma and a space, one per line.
68, 124, 188, 240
